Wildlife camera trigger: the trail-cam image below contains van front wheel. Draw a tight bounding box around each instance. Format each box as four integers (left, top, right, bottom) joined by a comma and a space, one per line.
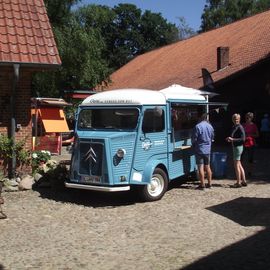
141, 168, 168, 201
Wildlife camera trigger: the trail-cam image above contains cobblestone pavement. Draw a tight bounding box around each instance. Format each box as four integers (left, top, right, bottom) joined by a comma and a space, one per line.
0, 147, 269, 270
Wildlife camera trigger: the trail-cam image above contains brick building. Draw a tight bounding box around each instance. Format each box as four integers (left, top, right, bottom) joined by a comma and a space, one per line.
0, 0, 61, 174
0, 0, 61, 175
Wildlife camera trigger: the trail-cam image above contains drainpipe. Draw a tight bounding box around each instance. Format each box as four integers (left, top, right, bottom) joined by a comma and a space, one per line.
9, 64, 20, 179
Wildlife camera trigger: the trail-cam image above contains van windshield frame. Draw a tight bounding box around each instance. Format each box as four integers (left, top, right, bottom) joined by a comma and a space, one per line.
77, 107, 140, 131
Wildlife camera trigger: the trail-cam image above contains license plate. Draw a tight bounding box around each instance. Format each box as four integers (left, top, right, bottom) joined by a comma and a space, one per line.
81, 176, 101, 183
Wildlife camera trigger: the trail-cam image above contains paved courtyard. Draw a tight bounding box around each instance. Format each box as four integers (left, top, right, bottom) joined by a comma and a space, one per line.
0, 146, 269, 270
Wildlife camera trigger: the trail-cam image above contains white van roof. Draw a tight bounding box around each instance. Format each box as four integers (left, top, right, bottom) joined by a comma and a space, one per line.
81, 85, 212, 106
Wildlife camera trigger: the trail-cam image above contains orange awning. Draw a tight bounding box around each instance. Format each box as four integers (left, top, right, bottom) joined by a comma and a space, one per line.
38, 108, 69, 133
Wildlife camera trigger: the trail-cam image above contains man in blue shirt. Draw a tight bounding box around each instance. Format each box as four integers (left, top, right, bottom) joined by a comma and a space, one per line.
192, 113, 214, 190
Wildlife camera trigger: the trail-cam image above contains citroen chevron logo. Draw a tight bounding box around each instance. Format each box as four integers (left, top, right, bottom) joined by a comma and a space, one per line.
84, 147, 97, 163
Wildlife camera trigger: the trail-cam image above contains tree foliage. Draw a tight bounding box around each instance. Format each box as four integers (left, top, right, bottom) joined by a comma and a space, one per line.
200, 0, 270, 31
56, 19, 110, 90
32, 17, 111, 96
177, 16, 196, 40
33, 2, 112, 97
44, 0, 79, 26
75, 4, 179, 70
140, 10, 179, 52
33, 2, 179, 97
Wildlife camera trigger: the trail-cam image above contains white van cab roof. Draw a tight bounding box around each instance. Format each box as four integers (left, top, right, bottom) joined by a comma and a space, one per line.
81, 84, 216, 106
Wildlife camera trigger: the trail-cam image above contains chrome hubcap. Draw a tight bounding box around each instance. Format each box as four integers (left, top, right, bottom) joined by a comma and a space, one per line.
147, 175, 164, 197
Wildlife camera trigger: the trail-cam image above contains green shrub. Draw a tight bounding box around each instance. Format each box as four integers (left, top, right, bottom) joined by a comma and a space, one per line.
0, 134, 31, 175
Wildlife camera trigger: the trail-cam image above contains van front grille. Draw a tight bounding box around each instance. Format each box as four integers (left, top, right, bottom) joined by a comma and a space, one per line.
79, 142, 103, 176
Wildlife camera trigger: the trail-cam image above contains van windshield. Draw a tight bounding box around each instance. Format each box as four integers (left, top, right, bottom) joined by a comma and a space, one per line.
78, 108, 139, 130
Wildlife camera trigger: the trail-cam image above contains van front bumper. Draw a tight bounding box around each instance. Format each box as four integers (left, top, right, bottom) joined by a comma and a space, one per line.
65, 182, 130, 192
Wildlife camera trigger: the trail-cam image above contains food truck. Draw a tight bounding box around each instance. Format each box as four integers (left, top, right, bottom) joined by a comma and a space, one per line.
66, 84, 223, 201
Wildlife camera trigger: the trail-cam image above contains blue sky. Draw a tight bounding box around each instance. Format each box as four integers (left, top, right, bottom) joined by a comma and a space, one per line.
78, 0, 207, 31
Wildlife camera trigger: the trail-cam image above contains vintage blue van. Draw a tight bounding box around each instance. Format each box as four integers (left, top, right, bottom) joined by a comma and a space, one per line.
66, 84, 220, 201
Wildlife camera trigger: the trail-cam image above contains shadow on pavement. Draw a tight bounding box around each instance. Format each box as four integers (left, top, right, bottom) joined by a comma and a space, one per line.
33, 185, 140, 208
180, 197, 270, 270
180, 228, 270, 270
207, 196, 270, 226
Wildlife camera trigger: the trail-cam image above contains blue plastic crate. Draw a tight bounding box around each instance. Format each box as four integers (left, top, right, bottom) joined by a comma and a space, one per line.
211, 152, 227, 178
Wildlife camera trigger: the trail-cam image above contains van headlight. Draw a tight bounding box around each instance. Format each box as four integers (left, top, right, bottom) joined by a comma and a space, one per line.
116, 148, 126, 158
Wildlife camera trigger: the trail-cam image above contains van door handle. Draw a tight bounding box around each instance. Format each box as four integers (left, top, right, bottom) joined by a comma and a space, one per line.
180, 145, 192, 150
174, 145, 192, 151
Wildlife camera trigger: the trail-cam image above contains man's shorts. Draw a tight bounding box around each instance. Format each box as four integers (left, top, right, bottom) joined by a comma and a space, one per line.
233, 145, 243, 161
195, 154, 210, 165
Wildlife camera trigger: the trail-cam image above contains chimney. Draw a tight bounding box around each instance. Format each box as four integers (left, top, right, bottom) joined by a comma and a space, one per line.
217, 47, 229, 70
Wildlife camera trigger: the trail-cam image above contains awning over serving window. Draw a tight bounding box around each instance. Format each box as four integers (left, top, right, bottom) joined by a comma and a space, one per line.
38, 108, 69, 133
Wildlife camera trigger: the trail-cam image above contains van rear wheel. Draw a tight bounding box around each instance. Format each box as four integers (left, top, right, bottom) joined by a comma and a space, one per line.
141, 168, 168, 201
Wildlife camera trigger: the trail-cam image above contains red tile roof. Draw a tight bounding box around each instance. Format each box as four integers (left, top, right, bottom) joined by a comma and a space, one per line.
106, 10, 270, 90
0, 0, 61, 66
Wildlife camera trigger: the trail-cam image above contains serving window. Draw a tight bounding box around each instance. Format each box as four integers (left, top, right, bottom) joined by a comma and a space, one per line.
172, 104, 205, 139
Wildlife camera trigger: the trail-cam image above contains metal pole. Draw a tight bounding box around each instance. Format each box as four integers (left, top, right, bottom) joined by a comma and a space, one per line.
9, 64, 20, 178
206, 95, 209, 121
34, 100, 38, 150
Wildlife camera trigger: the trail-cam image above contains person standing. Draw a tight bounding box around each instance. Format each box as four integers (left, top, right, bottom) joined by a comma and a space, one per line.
226, 113, 247, 187
192, 113, 214, 190
260, 114, 270, 147
0, 181, 7, 219
242, 112, 259, 176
